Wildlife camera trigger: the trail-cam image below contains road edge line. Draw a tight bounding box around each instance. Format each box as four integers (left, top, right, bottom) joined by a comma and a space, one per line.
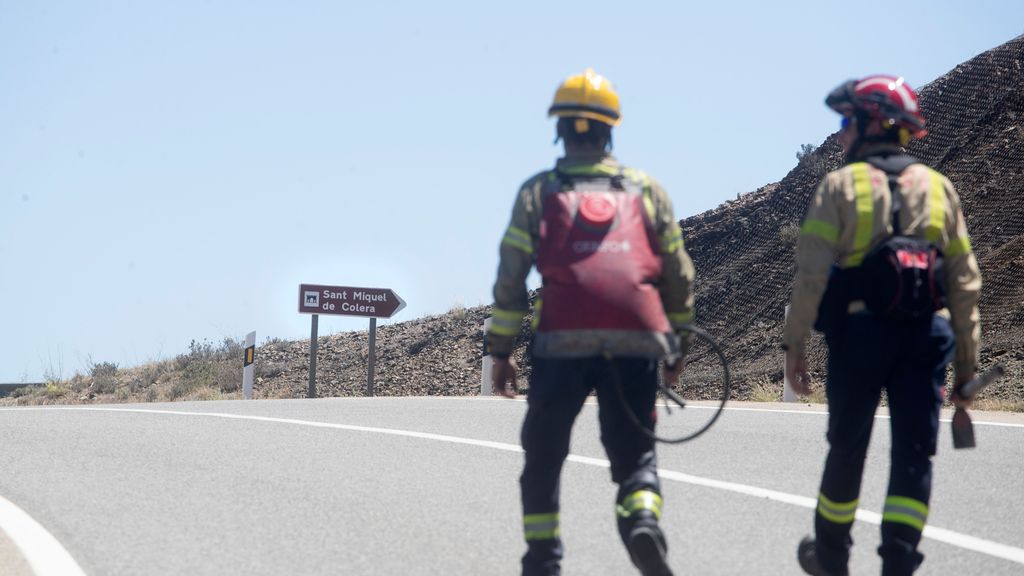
0, 494, 86, 576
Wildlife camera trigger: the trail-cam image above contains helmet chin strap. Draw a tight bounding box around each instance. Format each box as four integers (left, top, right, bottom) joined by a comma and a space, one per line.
846, 112, 901, 161
846, 135, 902, 162
845, 114, 870, 162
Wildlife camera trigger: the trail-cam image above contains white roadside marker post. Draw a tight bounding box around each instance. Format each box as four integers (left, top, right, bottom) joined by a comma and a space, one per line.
481, 317, 493, 396
783, 305, 796, 402
243, 331, 256, 400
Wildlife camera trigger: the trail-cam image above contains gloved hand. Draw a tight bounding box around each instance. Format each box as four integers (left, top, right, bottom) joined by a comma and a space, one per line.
491, 356, 519, 399
950, 370, 976, 409
663, 358, 685, 384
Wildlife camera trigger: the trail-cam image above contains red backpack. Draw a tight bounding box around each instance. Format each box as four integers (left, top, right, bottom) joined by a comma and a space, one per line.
534, 170, 670, 335
860, 155, 947, 319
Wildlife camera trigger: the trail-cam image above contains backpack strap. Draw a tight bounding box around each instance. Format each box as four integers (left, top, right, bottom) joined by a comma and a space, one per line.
864, 154, 920, 236
545, 166, 628, 198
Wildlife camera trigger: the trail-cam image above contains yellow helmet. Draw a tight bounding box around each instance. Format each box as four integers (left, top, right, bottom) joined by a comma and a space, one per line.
548, 68, 621, 127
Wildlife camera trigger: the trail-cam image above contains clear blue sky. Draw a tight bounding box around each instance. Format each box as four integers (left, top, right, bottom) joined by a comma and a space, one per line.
2, 1, 1021, 381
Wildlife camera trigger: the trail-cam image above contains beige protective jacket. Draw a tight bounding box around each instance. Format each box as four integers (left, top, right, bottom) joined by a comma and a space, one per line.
488, 153, 695, 357
782, 154, 982, 379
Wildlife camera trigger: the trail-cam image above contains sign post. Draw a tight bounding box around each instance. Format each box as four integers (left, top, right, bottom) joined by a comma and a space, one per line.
308, 314, 319, 398
243, 331, 255, 400
298, 284, 406, 397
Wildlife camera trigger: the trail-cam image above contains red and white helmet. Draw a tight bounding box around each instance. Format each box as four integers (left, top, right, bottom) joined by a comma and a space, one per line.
826, 75, 926, 137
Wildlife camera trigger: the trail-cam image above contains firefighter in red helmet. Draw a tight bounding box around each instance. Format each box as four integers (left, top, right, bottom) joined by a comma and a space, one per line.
487, 69, 695, 576
784, 75, 982, 575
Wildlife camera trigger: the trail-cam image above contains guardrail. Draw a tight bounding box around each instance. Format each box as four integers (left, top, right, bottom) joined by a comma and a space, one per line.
0, 383, 41, 397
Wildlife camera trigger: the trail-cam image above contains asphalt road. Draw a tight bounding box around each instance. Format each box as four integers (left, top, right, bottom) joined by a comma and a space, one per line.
1, 398, 1022, 575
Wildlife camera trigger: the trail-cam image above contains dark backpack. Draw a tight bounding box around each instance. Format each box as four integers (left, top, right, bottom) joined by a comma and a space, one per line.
859, 155, 947, 319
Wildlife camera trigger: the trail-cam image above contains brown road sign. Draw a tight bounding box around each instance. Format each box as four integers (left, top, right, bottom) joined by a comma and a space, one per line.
298, 284, 407, 318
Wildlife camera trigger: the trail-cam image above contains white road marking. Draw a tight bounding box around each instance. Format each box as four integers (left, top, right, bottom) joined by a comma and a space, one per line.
485, 397, 1024, 428
681, 404, 1024, 428
646, 469, 1024, 566
3, 405, 1023, 567
0, 494, 86, 576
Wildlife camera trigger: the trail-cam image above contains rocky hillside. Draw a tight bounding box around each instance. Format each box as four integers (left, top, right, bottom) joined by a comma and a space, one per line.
4, 36, 1021, 407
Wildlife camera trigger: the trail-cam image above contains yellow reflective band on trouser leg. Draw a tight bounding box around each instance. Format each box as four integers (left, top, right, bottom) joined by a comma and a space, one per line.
616, 490, 663, 520
523, 512, 560, 541
925, 170, 946, 243
816, 492, 858, 525
846, 163, 874, 267
490, 308, 527, 337
882, 496, 929, 532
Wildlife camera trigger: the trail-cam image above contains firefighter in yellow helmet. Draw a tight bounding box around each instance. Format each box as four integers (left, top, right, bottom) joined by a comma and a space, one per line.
487, 69, 695, 576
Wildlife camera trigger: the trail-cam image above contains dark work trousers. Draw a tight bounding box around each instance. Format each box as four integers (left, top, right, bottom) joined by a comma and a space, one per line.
520, 355, 662, 576
815, 312, 954, 576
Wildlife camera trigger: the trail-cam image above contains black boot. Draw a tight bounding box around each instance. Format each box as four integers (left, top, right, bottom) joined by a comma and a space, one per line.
797, 536, 849, 576
627, 524, 674, 576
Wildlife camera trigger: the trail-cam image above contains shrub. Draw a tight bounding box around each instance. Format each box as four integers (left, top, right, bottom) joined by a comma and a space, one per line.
10, 385, 34, 399
216, 361, 240, 393
169, 361, 215, 399
796, 143, 816, 162
796, 143, 827, 180
86, 361, 119, 395
44, 382, 66, 399
216, 337, 243, 359
133, 363, 166, 392
68, 374, 89, 393
90, 361, 119, 378
175, 338, 244, 370
167, 378, 194, 401
93, 376, 118, 395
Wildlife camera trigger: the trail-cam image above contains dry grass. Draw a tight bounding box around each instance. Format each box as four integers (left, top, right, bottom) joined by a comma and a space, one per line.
801, 386, 827, 405
973, 398, 1024, 412
749, 377, 781, 402
0, 337, 248, 406
448, 299, 468, 320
